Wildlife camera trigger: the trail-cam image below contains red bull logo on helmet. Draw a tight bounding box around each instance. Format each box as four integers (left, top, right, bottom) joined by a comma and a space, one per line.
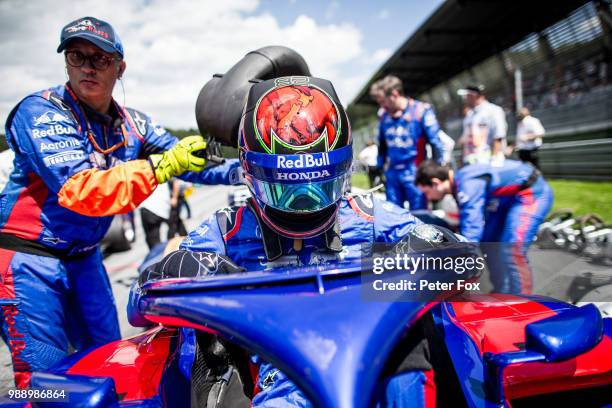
277, 153, 330, 169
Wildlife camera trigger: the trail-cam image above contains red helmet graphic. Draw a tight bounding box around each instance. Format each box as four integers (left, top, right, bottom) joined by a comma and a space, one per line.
241, 77, 350, 154
255, 85, 339, 152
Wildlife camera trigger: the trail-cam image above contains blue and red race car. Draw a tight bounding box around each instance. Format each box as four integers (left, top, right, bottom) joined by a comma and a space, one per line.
2, 256, 610, 408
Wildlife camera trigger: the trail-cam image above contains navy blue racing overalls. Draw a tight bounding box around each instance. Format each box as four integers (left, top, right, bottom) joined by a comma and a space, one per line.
453, 160, 553, 293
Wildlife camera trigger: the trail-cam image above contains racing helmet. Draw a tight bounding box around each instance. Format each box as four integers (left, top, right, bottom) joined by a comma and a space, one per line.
239, 76, 352, 238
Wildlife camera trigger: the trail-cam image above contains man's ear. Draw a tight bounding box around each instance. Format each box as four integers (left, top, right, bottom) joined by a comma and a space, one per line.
118, 60, 127, 78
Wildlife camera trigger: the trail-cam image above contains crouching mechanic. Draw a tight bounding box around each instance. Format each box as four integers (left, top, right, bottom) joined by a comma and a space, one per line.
0, 16, 239, 388
139, 77, 444, 406
416, 160, 553, 293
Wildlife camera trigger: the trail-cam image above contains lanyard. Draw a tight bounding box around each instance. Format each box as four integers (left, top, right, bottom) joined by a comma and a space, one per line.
65, 84, 128, 155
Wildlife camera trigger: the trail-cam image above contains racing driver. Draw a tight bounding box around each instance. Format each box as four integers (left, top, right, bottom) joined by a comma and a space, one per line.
142, 76, 447, 406
0, 16, 238, 388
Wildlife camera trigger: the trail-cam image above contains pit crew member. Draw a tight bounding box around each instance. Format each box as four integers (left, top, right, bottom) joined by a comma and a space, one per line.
416, 160, 553, 293
0, 16, 238, 388
373, 75, 445, 210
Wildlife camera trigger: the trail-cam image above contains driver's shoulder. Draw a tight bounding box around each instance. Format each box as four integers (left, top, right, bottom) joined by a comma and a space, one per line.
213, 204, 257, 242
342, 192, 411, 222
181, 205, 247, 251
342, 192, 375, 222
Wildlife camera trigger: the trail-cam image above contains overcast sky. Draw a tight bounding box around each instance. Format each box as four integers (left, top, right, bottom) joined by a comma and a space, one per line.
0, 0, 442, 129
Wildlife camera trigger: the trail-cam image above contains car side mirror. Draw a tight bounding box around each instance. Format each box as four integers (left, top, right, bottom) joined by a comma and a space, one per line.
525, 303, 603, 362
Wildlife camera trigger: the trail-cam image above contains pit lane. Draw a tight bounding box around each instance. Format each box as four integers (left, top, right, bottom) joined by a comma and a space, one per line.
1, 185, 610, 392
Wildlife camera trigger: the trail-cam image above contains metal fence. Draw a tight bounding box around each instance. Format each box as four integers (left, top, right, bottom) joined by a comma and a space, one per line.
353, 1, 612, 181
539, 138, 612, 180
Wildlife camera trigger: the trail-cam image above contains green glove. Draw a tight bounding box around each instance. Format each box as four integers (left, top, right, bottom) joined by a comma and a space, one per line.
149, 135, 207, 184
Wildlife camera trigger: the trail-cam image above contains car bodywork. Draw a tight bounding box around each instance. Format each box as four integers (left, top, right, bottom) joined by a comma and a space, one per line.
3, 261, 611, 407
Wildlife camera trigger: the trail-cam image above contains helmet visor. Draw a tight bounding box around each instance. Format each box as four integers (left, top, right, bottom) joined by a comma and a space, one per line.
241, 145, 353, 213
245, 173, 349, 212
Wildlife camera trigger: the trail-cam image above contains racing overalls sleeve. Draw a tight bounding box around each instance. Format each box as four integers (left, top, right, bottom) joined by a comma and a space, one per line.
456, 177, 488, 242
189, 159, 241, 185
373, 198, 422, 242
419, 104, 445, 164
128, 213, 231, 327
58, 109, 238, 216
9, 96, 238, 218
7, 96, 158, 217
123, 110, 240, 185
376, 119, 387, 169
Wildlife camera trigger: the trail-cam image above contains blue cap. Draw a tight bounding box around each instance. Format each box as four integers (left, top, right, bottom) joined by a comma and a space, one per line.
57, 17, 124, 57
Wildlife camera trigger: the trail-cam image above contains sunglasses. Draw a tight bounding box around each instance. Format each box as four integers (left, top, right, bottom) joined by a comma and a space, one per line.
65, 50, 121, 71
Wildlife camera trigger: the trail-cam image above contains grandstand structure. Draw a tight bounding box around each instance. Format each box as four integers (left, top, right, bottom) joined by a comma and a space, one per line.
349, 0, 612, 180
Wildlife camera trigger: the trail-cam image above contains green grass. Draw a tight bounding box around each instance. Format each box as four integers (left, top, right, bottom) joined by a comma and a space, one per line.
351, 173, 612, 222
351, 173, 370, 190
547, 179, 612, 223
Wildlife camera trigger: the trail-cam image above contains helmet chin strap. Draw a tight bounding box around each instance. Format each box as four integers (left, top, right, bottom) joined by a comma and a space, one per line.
250, 198, 339, 240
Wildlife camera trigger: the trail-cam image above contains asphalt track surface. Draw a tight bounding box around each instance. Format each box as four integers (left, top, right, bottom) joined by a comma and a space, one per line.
1, 185, 610, 392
